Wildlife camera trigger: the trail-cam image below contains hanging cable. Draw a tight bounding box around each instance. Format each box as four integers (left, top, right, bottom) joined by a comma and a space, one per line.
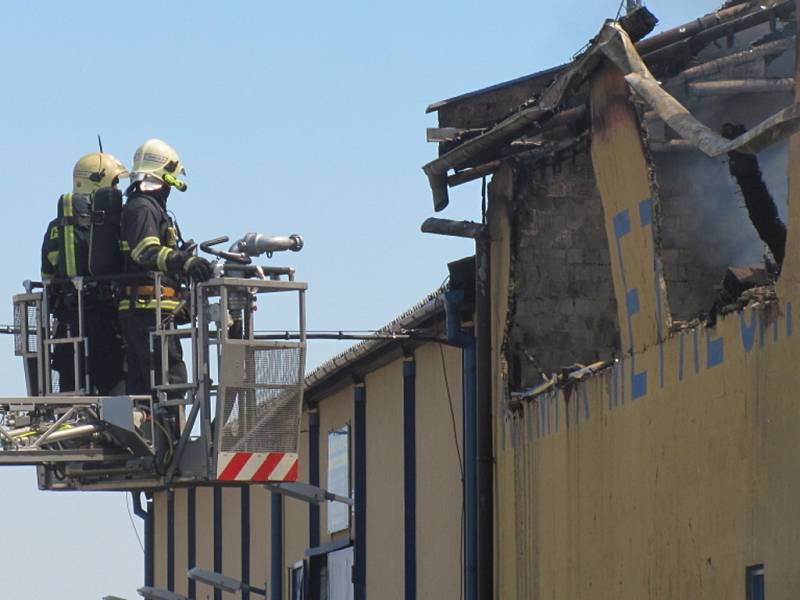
439, 344, 463, 478
124, 493, 145, 552
440, 342, 465, 600
439, 344, 464, 600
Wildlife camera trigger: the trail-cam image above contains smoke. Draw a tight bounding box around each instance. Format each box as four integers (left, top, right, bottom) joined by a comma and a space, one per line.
650, 33, 794, 320
653, 148, 766, 320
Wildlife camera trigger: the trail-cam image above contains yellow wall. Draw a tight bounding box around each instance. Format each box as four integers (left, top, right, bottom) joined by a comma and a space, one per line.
249, 485, 272, 592
284, 410, 310, 575
153, 490, 167, 590
195, 487, 215, 600
496, 299, 800, 598
590, 64, 669, 356
364, 358, 405, 600
221, 487, 242, 600
173, 489, 189, 597
415, 342, 464, 599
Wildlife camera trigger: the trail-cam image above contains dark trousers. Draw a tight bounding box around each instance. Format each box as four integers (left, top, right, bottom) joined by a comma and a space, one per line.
119, 309, 187, 397
52, 305, 124, 395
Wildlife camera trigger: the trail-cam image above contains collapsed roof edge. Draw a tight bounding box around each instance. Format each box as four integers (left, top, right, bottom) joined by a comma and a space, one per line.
422, 0, 794, 212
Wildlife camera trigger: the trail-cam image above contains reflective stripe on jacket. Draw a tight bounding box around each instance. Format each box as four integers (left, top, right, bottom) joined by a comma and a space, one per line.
119, 191, 182, 311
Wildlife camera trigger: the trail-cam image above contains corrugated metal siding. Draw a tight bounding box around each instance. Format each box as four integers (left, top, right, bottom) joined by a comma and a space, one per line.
496, 299, 800, 598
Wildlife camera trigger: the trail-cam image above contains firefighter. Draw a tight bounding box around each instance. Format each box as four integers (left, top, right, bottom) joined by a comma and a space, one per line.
41, 152, 128, 394
119, 138, 213, 397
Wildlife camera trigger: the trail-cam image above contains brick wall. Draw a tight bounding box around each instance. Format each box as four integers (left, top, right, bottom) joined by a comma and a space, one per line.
506, 151, 619, 388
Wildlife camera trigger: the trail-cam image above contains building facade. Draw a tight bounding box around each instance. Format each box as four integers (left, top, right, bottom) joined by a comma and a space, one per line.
424, 0, 800, 597
145, 1, 800, 598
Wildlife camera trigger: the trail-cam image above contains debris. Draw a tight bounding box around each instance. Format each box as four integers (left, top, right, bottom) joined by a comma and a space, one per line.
709, 267, 777, 325
511, 360, 613, 404
720, 266, 773, 305
602, 21, 800, 158
618, 6, 659, 43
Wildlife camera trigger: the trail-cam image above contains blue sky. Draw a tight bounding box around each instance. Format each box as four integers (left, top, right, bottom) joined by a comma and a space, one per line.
0, 1, 722, 597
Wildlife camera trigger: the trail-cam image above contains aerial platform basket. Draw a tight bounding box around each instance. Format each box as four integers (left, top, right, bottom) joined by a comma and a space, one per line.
0, 245, 307, 492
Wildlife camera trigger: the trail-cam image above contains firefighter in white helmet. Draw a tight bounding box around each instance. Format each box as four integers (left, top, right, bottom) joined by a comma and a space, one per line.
40, 152, 129, 394
119, 139, 213, 397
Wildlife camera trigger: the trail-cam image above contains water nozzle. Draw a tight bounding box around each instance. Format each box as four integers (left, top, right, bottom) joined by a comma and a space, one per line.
231, 232, 304, 257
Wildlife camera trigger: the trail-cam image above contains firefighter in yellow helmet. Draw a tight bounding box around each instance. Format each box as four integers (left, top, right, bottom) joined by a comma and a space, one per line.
40, 152, 129, 394
119, 139, 212, 397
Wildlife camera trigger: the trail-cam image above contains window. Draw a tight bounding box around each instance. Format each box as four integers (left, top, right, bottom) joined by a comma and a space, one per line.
746, 564, 764, 600
327, 425, 351, 533
290, 560, 306, 600
327, 546, 354, 600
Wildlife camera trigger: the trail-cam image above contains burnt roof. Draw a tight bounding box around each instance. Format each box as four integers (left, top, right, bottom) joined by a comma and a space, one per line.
422, 0, 796, 211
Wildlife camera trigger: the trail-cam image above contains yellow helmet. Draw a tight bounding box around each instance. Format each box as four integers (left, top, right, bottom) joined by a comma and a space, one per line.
130, 138, 187, 191
72, 152, 129, 193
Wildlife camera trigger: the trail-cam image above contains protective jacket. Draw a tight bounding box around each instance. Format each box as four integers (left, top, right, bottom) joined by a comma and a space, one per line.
119, 190, 184, 312
118, 186, 189, 396
40, 218, 61, 281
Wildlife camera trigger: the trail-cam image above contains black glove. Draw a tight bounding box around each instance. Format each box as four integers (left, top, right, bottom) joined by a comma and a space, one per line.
184, 256, 213, 282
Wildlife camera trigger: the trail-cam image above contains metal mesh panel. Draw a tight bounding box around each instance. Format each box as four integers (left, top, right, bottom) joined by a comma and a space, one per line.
13, 299, 39, 357
220, 345, 304, 453
13, 302, 23, 356
27, 305, 38, 354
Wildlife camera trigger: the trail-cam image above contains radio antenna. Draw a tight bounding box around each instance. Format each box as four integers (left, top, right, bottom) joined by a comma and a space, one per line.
97, 134, 104, 153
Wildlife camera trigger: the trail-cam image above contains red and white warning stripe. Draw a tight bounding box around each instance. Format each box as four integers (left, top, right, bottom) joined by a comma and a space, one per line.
216, 451, 299, 482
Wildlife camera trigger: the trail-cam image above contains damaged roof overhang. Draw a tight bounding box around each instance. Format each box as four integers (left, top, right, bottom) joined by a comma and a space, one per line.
422, 0, 797, 212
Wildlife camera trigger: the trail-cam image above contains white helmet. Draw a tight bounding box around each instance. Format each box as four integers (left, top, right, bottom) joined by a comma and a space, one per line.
130, 138, 187, 191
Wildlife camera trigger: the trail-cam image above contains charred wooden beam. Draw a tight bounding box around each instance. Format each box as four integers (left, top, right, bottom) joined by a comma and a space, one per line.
426, 127, 486, 143
420, 217, 486, 239
453, 105, 589, 170
676, 36, 795, 82
536, 104, 588, 134
649, 140, 698, 153
643, 1, 795, 66
508, 135, 589, 171
447, 160, 503, 188
636, 2, 755, 54
423, 104, 549, 210
688, 77, 795, 95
